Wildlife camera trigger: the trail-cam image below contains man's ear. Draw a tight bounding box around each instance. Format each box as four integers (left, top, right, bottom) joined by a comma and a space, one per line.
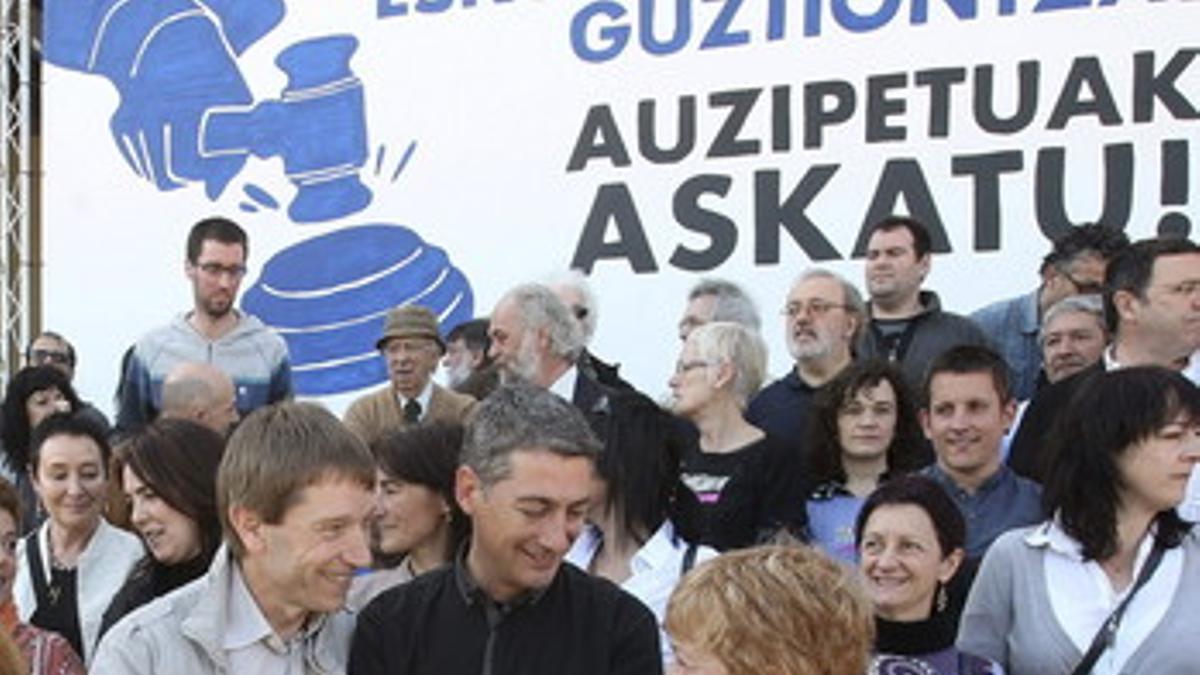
228, 505, 266, 555
455, 465, 481, 516
1112, 289, 1139, 325
919, 408, 933, 441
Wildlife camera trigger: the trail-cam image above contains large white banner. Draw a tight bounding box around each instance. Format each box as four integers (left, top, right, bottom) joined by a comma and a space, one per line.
42, 0, 1200, 413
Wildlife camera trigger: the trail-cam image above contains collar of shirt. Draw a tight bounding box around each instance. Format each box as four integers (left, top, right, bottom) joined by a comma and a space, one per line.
1026, 517, 1181, 672
924, 463, 1010, 501
548, 364, 579, 402
452, 544, 548, 611
395, 379, 434, 417
222, 562, 325, 654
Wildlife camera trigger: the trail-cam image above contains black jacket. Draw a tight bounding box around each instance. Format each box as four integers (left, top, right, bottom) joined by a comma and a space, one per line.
349, 558, 662, 675
1007, 362, 1104, 482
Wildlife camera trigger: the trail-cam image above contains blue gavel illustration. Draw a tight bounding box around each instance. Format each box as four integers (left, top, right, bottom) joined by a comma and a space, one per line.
203, 36, 374, 223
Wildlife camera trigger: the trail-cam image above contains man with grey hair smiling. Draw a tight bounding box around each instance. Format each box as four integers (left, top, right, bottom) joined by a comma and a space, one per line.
349, 383, 662, 674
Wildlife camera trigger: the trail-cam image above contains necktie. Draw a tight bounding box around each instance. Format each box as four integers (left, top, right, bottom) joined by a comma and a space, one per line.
403, 399, 422, 424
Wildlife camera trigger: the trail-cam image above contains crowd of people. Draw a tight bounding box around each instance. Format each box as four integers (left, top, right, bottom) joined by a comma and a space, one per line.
0, 213, 1194, 675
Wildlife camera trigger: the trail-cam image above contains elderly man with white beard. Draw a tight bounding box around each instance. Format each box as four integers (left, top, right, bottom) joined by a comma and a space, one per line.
486, 282, 680, 479
745, 269, 864, 466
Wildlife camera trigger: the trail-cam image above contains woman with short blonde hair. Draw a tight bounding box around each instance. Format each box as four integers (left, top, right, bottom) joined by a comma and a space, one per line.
665, 545, 874, 675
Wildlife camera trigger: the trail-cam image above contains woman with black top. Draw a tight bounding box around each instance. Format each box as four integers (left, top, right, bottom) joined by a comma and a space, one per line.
1, 366, 83, 535
668, 321, 807, 550
856, 475, 1001, 675
14, 414, 142, 665
99, 419, 225, 636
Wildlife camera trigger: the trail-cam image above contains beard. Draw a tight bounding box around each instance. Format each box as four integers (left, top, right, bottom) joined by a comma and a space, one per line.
499, 337, 542, 385
787, 331, 833, 362
445, 360, 472, 387
196, 290, 235, 319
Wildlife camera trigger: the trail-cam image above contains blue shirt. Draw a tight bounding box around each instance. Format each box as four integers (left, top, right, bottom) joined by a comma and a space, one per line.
806, 482, 865, 564
921, 464, 1042, 560
971, 290, 1042, 402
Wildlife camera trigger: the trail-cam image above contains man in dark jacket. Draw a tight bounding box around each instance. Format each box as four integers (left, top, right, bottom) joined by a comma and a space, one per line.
349, 383, 662, 675
857, 216, 987, 392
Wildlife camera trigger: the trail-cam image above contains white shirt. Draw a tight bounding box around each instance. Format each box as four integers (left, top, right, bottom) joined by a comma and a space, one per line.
224, 564, 311, 675
548, 364, 579, 403
394, 380, 434, 421
566, 521, 718, 665
1029, 521, 1182, 675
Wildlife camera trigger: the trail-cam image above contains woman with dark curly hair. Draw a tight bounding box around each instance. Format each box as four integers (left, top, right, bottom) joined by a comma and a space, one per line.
960, 367, 1200, 674
806, 360, 927, 563
1, 367, 83, 535
99, 419, 225, 637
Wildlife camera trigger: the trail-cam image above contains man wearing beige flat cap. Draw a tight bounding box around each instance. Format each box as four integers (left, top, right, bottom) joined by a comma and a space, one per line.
344, 305, 476, 445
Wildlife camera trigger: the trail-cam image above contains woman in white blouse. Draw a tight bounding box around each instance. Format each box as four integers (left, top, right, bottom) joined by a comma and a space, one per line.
14, 414, 142, 665
959, 367, 1200, 674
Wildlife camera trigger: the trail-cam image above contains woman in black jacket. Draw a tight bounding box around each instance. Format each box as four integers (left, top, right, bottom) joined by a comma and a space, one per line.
99, 419, 225, 636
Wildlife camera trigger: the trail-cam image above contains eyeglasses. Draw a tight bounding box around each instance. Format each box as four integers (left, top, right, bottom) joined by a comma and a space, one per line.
196, 262, 247, 279
1057, 267, 1103, 295
30, 349, 71, 365
782, 300, 847, 318
674, 360, 715, 375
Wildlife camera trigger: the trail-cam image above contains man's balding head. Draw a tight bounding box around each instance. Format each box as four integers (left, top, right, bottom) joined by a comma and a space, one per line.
160, 362, 239, 435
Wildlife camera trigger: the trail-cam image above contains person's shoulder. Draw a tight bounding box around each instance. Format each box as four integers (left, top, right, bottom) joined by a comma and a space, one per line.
360, 564, 452, 622
560, 564, 655, 617
988, 524, 1043, 561
234, 312, 289, 351
970, 294, 1023, 325
432, 383, 476, 413
101, 575, 206, 648
132, 316, 189, 358
346, 385, 392, 412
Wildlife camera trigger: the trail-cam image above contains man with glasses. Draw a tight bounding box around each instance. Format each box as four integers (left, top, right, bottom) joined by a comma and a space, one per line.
25, 330, 112, 433
116, 217, 292, 436
746, 269, 863, 460
857, 216, 987, 391
971, 223, 1128, 400
344, 305, 476, 446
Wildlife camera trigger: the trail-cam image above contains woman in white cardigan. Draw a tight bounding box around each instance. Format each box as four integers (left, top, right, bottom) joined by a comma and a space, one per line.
14, 414, 142, 665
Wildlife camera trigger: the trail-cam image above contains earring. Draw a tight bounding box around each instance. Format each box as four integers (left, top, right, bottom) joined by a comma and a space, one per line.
936, 583, 948, 614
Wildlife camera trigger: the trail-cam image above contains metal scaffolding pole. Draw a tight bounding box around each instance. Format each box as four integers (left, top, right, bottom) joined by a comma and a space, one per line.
0, 0, 34, 385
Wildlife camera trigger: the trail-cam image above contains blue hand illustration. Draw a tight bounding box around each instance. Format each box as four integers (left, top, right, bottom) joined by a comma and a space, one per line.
44, 0, 284, 199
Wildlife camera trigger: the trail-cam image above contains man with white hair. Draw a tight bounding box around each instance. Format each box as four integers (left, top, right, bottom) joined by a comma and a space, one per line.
548, 270, 631, 391
489, 282, 679, 469
1038, 294, 1108, 386
746, 269, 863, 457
